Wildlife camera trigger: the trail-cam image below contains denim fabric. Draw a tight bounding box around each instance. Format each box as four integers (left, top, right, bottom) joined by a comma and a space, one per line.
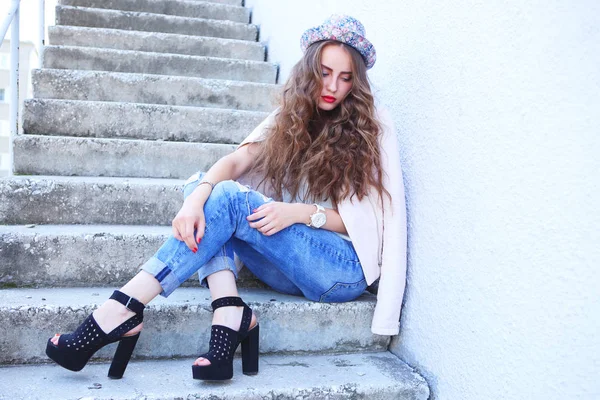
140, 171, 367, 303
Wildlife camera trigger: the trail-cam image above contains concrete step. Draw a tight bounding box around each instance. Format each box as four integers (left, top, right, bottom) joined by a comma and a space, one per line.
193, 0, 242, 5
0, 224, 263, 289
0, 352, 429, 400
13, 135, 236, 179
22, 99, 270, 142
188, 0, 241, 5
48, 25, 265, 61
0, 287, 389, 364
22, 98, 269, 142
0, 175, 182, 225
30, 70, 278, 111
58, 0, 250, 23
42, 45, 277, 83
56, 5, 257, 41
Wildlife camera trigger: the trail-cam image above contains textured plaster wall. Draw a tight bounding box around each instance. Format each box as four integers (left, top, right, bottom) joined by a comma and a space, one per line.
246, 1, 600, 399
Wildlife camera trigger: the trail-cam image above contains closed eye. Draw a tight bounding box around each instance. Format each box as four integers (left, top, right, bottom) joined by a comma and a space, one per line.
322, 72, 352, 82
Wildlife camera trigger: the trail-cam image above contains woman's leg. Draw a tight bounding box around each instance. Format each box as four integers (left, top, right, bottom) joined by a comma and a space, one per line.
226, 187, 367, 303
52, 172, 245, 346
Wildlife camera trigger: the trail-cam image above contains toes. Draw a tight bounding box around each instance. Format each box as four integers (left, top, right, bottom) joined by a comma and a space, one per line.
194, 357, 211, 367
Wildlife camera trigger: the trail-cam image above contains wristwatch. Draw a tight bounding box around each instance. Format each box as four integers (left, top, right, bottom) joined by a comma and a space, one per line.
306, 204, 327, 229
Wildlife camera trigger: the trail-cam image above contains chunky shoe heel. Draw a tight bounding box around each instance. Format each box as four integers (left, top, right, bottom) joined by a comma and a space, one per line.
241, 324, 259, 376
108, 333, 140, 379
192, 296, 259, 381
45, 290, 144, 379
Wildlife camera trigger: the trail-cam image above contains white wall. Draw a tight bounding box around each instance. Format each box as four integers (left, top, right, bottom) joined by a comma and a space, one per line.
246, 1, 600, 399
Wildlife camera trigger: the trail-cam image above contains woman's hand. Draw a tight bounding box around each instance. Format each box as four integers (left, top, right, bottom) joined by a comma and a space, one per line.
172, 195, 206, 252
246, 202, 309, 236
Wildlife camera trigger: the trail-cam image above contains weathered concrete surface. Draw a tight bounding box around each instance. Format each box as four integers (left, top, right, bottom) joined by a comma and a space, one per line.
24, 97, 271, 141
0, 287, 389, 364
189, 0, 241, 5
197, 0, 241, 5
43, 45, 277, 83
0, 225, 264, 288
0, 352, 429, 400
59, 0, 250, 23
0, 176, 183, 225
56, 5, 257, 40
30, 70, 279, 111
48, 25, 265, 61
13, 135, 236, 179
22, 99, 269, 143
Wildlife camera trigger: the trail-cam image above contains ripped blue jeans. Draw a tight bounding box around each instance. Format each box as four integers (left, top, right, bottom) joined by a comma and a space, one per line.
140, 172, 367, 302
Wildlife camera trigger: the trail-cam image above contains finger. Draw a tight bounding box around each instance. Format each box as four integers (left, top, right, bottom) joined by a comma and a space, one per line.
172, 224, 183, 241
182, 220, 197, 251
252, 204, 267, 213
259, 221, 277, 234
249, 216, 270, 229
246, 208, 269, 221
195, 219, 205, 244
263, 225, 279, 236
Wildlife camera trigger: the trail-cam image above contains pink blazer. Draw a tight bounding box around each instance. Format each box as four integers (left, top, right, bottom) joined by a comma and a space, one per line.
236, 105, 407, 336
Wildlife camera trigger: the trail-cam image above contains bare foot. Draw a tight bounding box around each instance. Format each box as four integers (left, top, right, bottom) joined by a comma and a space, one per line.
50, 299, 143, 345
193, 306, 258, 367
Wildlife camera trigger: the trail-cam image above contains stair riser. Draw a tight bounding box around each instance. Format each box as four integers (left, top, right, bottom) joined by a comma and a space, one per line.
1, 293, 387, 364
13, 136, 236, 179
58, 0, 249, 23
0, 178, 181, 225
48, 26, 265, 61
23, 99, 270, 143
0, 229, 262, 288
30, 70, 278, 111
43, 46, 277, 83
56, 6, 257, 41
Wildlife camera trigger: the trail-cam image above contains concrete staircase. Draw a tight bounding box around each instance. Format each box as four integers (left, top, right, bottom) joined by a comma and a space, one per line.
0, 1, 429, 398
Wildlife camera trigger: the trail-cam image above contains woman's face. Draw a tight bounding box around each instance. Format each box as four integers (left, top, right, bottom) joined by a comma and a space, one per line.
317, 43, 353, 111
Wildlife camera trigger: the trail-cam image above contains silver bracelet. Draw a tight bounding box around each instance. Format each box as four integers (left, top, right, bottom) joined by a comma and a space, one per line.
198, 181, 215, 190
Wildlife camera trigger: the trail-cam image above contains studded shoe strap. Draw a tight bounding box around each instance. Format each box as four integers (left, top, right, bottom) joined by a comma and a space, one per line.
211, 296, 245, 311
238, 305, 252, 336
110, 290, 145, 315
211, 297, 252, 337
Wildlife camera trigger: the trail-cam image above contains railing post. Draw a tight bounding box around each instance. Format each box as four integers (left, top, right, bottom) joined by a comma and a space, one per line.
8, 0, 20, 176
39, 0, 45, 65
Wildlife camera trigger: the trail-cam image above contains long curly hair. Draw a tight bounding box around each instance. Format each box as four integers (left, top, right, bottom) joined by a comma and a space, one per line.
252, 40, 391, 207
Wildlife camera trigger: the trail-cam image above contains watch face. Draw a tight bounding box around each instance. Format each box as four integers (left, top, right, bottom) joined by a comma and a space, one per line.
311, 213, 327, 228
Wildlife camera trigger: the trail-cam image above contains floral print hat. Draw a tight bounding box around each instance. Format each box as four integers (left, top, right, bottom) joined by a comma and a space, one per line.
300, 14, 376, 69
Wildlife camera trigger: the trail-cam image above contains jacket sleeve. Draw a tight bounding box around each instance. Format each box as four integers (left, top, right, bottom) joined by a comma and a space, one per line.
370, 107, 408, 336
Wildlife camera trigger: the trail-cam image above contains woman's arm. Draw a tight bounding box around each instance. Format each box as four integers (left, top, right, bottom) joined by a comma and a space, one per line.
185, 142, 261, 205
290, 203, 348, 234
247, 202, 348, 236
172, 143, 260, 250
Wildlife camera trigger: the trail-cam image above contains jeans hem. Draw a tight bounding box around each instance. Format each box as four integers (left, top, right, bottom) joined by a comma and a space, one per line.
197, 255, 239, 288
140, 256, 181, 298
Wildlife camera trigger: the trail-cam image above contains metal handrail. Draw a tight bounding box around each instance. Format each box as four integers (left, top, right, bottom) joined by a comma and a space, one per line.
1, 0, 45, 176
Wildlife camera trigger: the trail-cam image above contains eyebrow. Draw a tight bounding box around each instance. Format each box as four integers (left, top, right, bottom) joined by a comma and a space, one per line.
321, 64, 352, 75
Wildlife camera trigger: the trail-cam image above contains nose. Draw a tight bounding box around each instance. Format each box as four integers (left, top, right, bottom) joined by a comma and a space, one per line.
325, 76, 337, 93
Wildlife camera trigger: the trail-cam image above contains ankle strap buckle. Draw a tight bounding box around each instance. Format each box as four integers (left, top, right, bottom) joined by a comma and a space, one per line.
110, 290, 145, 314
124, 297, 133, 311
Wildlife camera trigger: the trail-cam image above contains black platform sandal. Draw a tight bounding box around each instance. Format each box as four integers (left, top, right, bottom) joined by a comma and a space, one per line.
192, 296, 259, 381
45, 290, 145, 379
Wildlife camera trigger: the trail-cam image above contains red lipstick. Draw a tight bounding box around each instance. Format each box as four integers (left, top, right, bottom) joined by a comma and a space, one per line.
322, 96, 336, 103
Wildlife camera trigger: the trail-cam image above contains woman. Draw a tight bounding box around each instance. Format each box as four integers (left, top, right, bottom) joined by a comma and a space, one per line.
46, 14, 407, 381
